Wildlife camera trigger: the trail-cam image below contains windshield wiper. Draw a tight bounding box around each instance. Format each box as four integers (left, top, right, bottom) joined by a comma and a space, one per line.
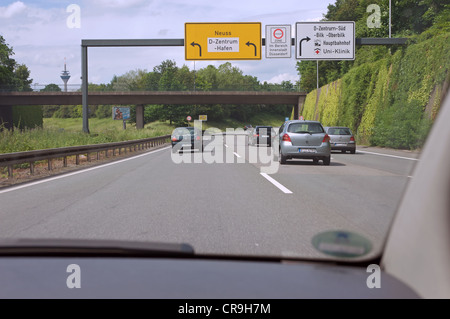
0, 239, 195, 258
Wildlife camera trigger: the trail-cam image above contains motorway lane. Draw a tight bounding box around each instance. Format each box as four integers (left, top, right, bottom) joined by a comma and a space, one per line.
0, 136, 418, 261
262, 150, 415, 248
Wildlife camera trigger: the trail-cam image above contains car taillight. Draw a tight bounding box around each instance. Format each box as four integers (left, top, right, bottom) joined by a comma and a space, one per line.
350, 136, 355, 141
254, 134, 259, 137
196, 136, 201, 141
322, 134, 330, 143
282, 134, 291, 142
171, 136, 178, 142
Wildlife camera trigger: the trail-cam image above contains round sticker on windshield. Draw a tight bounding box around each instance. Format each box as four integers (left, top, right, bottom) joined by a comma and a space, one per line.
312, 230, 372, 258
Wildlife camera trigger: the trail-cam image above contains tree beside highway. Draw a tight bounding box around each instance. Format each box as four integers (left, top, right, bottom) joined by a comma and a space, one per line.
0, 35, 41, 130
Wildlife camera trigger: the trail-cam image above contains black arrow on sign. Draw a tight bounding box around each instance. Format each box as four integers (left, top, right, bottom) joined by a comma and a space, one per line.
246, 41, 257, 57
298, 36, 311, 56
191, 42, 202, 57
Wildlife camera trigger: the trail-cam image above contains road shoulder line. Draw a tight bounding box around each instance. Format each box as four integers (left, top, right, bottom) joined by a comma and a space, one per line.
0, 146, 170, 194
357, 150, 419, 161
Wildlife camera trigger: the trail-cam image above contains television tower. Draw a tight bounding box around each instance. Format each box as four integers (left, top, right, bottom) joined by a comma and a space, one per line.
60, 58, 71, 92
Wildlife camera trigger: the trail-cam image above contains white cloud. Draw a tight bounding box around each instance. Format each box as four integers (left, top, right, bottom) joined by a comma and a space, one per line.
304, 16, 323, 22
0, 1, 26, 18
92, 0, 148, 9
0, 0, 334, 85
265, 73, 299, 84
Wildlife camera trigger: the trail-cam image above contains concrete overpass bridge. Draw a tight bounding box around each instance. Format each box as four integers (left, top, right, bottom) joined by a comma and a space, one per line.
0, 91, 306, 132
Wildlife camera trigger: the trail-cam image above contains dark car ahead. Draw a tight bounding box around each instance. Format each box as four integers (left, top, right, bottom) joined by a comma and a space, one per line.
248, 126, 273, 147
325, 126, 356, 154
171, 127, 203, 152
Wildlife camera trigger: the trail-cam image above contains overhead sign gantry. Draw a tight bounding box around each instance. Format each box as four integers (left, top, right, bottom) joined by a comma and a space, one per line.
78, 22, 405, 133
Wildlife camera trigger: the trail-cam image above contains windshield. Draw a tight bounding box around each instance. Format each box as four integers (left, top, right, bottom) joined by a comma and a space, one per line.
328, 128, 352, 135
288, 123, 324, 133
173, 127, 195, 135
0, 0, 447, 266
256, 126, 272, 132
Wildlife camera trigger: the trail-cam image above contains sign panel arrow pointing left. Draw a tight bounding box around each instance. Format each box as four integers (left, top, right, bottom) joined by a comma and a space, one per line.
191, 41, 202, 57
246, 41, 257, 56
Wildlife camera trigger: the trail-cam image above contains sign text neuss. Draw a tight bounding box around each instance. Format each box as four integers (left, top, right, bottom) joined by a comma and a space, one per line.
208, 30, 238, 52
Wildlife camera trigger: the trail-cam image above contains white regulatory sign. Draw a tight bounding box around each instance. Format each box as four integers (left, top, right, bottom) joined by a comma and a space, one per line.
295, 21, 355, 60
265, 25, 291, 58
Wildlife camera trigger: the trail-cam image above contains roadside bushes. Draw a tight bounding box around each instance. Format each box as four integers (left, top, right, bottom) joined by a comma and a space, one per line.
13, 105, 43, 129
301, 32, 450, 150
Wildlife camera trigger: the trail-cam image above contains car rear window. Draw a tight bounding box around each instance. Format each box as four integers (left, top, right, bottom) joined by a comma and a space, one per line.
256, 127, 272, 133
328, 128, 351, 135
174, 128, 195, 135
287, 123, 324, 133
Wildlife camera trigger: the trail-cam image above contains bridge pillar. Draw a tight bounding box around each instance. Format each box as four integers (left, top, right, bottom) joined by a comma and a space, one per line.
0, 106, 13, 131
296, 95, 306, 120
136, 104, 144, 129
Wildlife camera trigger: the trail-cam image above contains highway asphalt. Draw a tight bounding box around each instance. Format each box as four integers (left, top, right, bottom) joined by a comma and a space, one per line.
0, 134, 418, 261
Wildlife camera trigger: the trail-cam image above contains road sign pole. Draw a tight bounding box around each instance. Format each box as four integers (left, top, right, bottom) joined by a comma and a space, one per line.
81, 45, 89, 134
317, 60, 319, 90
389, 0, 392, 38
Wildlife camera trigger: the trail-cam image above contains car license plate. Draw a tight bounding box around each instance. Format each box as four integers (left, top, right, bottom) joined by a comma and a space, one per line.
299, 149, 316, 153
335, 143, 347, 146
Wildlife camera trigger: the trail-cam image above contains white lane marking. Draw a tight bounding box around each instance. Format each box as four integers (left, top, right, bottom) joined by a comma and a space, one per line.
331, 157, 334, 160
357, 150, 419, 161
224, 144, 229, 148
260, 173, 293, 194
0, 146, 170, 194
233, 152, 241, 158
408, 176, 413, 178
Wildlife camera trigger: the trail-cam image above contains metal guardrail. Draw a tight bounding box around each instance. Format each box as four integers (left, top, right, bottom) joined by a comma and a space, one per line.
0, 135, 170, 179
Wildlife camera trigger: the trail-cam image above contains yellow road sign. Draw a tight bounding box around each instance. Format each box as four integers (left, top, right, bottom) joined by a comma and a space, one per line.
199, 115, 207, 121
185, 23, 261, 60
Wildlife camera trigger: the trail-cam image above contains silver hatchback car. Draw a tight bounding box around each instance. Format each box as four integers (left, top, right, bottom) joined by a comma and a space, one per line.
324, 126, 356, 154
277, 120, 331, 165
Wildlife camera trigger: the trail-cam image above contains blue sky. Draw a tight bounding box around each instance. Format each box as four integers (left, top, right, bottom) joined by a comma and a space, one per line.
0, 0, 335, 89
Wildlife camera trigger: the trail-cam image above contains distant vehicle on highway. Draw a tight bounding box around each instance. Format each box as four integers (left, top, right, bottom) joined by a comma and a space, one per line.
243, 124, 253, 131
171, 127, 202, 152
325, 126, 356, 154
248, 126, 273, 147
277, 120, 331, 165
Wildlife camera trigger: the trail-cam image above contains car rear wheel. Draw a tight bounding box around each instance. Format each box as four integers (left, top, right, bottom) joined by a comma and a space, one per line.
279, 148, 287, 164
350, 149, 356, 154
323, 156, 331, 166
313, 158, 319, 165
341, 150, 346, 153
